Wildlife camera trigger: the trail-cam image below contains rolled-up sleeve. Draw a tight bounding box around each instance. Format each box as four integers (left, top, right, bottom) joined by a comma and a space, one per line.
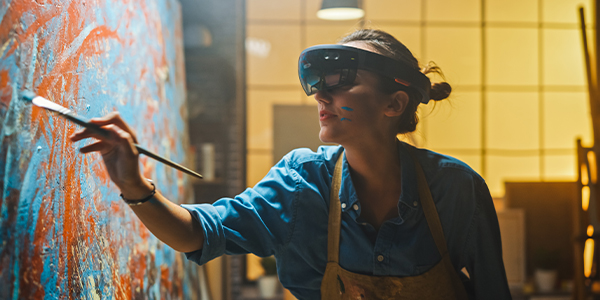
181, 156, 300, 266
181, 204, 226, 265
464, 179, 512, 299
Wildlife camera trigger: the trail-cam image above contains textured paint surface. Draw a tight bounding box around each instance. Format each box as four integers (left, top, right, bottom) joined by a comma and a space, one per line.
0, 0, 201, 299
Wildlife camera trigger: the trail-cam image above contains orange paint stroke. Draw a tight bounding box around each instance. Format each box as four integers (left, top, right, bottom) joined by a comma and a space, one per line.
161, 265, 172, 291
0, 70, 9, 88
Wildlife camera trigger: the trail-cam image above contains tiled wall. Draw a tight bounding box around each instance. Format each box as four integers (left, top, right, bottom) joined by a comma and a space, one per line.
246, 0, 594, 197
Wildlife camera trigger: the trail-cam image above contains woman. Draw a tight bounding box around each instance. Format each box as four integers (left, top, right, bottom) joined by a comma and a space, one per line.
70, 29, 510, 299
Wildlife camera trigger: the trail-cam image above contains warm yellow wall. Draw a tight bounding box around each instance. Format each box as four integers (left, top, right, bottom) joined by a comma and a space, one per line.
245, 3, 595, 297
246, 0, 595, 199
205, 257, 223, 300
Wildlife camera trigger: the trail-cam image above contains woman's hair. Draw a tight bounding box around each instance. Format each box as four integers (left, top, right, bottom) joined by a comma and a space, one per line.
339, 29, 452, 134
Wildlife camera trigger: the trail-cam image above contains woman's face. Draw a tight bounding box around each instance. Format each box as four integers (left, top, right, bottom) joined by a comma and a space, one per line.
315, 42, 404, 145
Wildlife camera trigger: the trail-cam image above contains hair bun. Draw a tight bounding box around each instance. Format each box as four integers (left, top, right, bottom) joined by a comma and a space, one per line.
430, 82, 452, 101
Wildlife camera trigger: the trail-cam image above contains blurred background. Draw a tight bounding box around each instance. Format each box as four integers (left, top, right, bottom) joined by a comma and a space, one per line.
245, 0, 592, 199
181, 0, 597, 299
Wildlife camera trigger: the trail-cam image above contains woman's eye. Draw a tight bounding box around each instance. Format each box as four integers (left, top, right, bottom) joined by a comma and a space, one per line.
325, 84, 354, 94
327, 86, 345, 94
339, 84, 354, 91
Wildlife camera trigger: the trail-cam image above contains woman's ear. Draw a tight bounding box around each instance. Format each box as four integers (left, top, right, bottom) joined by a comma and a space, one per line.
384, 90, 409, 117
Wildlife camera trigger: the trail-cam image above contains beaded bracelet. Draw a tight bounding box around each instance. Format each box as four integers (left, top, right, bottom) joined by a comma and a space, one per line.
120, 179, 156, 206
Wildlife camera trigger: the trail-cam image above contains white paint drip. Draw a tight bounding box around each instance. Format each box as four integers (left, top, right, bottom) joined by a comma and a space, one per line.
0, 35, 15, 59
156, 66, 169, 82
88, 275, 101, 300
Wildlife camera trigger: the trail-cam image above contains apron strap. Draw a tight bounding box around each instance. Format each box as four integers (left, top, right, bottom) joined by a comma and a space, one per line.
410, 151, 469, 299
327, 152, 345, 263
327, 152, 448, 263
411, 157, 449, 257
325, 148, 467, 299
326, 150, 451, 261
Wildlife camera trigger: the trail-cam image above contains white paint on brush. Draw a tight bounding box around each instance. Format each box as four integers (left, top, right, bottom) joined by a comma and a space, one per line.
31, 96, 72, 115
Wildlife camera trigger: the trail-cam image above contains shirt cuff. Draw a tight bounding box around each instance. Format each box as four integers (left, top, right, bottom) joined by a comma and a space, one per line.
180, 203, 226, 265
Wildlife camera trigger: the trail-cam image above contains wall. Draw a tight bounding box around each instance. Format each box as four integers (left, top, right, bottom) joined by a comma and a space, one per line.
0, 0, 201, 299
245, 0, 594, 198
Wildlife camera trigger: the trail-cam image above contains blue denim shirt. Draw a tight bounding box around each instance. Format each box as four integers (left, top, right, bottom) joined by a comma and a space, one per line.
182, 143, 511, 299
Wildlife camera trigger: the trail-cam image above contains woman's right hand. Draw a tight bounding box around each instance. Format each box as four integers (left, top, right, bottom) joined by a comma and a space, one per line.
69, 112, 153, 199
70, 112, 204, 252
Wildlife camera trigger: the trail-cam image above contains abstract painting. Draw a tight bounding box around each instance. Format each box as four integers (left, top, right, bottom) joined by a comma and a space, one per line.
0, 0, 201, 298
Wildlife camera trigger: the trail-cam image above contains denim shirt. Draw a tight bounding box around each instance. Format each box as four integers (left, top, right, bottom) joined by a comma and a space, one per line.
182, 143, 511, 300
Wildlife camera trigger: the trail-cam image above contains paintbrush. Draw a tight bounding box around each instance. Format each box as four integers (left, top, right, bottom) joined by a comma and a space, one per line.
21, 90, 203, 179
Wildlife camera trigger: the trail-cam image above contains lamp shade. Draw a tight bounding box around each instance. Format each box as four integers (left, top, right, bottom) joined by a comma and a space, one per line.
317, 0, 364, 20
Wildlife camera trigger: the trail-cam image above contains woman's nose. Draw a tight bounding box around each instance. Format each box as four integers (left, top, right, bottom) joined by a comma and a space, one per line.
314, 90, 332, 104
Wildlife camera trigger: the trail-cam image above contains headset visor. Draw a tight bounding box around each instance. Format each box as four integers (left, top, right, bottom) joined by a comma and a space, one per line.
299, 46, 359, 96
298, 44, 431, 103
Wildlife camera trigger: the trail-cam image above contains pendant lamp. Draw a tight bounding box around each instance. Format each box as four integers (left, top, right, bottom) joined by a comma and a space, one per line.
317, 0, 364, 20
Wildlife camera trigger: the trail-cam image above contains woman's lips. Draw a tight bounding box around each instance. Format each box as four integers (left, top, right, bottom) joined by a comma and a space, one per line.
319, 110, 337, 121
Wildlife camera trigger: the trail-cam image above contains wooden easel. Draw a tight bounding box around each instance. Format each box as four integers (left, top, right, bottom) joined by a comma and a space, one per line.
575, 3, 600, 299
575, 139, 596, 299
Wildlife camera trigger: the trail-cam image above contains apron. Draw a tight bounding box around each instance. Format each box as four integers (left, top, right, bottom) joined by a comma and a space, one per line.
320, 152, 469, 300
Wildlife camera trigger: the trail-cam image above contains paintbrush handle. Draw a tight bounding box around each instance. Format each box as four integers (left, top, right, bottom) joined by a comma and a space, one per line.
65, 112, 202, 179
23, 93, 202, 179
63, 113, 111, 138
135, 144, 203, 179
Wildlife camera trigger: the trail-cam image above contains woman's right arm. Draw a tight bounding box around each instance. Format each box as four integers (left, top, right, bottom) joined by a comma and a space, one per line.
124, 182, 204, 253
69, 112, 203, 253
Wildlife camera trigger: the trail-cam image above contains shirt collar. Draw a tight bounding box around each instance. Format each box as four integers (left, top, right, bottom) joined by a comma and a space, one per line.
337, 142, 420, 214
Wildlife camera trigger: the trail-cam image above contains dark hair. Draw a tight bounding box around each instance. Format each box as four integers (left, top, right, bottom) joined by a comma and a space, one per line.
339, 29, 452, 134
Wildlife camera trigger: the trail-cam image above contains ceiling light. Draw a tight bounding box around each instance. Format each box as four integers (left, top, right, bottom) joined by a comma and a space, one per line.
317, 0, 364, 21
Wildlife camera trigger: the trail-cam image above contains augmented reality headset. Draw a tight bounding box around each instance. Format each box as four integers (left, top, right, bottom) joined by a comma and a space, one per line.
298, 44, 431, 104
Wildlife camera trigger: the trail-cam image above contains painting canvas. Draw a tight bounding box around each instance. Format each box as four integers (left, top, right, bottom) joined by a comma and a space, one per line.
0, 0, 201, 298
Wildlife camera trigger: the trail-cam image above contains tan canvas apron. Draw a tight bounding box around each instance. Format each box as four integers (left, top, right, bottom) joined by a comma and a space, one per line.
320, 153, 469, 300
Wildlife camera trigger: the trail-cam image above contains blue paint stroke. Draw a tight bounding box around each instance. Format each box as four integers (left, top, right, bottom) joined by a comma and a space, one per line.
341, 106, 353, 111
0, 0, 201, 298
340, 118, 352, 121
26, 34, 39, 89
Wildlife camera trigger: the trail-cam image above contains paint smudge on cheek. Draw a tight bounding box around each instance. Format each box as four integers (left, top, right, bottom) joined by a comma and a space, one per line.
341, 107, 353, 121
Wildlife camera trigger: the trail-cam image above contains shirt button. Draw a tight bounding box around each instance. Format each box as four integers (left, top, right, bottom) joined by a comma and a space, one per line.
413, 201, 418, 207
353, 204, 359, 210
377, 255, 384, 262
341, 203, 347, 209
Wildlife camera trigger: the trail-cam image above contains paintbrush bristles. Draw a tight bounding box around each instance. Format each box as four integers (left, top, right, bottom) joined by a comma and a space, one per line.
21, 91, 72, 115
31, 96, 72, 115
